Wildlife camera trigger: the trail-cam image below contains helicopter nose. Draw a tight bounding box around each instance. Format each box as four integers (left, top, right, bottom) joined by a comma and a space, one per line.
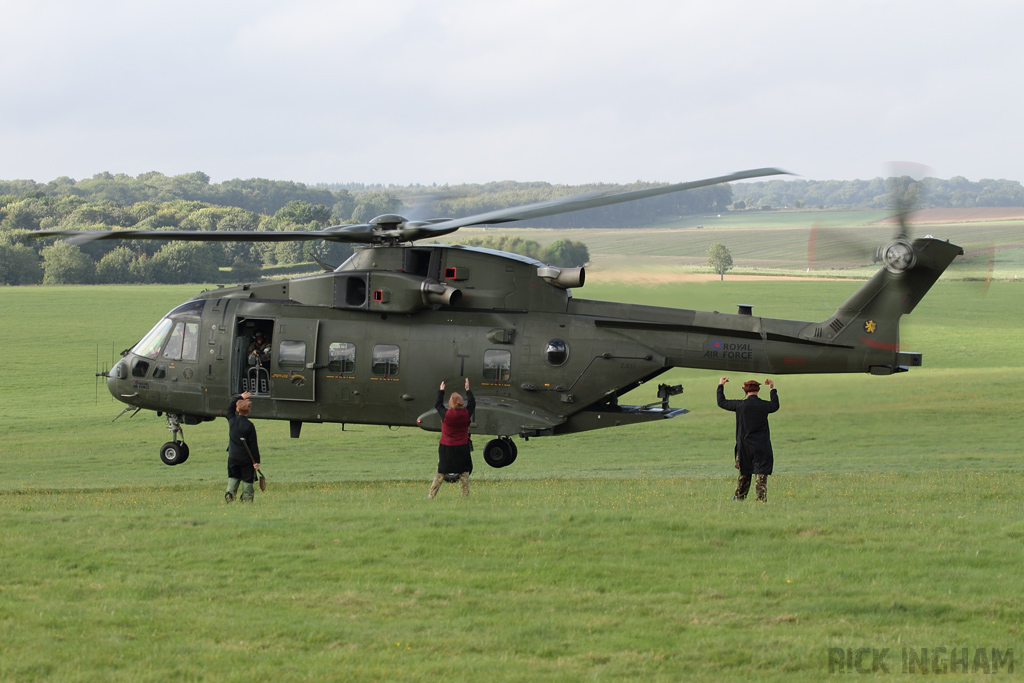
108, 360, 128, 398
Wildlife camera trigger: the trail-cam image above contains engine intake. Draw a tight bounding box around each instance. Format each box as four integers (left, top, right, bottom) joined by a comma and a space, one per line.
330, 271, 462, 312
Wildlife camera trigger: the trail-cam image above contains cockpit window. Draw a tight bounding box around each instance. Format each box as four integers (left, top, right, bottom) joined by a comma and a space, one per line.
162, 322, 200, 361
168, 300, 205, 317
134, 318, 174, 359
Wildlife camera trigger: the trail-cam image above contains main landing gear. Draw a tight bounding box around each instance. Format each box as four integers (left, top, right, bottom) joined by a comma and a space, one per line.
159, 414, 190, 466
483, 437, 518, 468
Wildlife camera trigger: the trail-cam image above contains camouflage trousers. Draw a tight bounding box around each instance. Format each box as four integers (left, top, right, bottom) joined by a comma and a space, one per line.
428, 472, 470, 498
225, 477, 255, 502
734, 474, 768, 502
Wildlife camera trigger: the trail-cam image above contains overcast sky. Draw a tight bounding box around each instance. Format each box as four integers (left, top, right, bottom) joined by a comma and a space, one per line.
2, 0, 1020, 187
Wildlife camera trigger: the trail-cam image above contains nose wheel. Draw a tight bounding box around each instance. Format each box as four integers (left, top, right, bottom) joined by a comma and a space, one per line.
159, 414, 189, 465
483, 437, 518, 468
159, 440, 190, 465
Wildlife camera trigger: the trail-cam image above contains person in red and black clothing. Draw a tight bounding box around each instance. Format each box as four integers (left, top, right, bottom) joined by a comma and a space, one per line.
428, 377, 475, 498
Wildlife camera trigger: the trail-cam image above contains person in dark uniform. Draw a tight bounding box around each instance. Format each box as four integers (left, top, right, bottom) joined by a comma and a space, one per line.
428, 377, 476, 498
717, 377, 779, 502
225, 390, 261, 502
247, 333, 271, 367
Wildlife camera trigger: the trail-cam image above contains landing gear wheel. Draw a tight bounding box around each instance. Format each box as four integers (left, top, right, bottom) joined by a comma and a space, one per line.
483, 437, 517, 468
159, 441, 187, 466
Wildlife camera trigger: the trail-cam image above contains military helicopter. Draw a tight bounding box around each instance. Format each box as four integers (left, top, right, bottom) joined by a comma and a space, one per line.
38, 168, 963, 468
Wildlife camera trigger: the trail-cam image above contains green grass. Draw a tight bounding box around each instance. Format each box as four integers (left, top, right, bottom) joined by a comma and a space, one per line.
3, 476, 1021, 681
2, 279, 1023, 681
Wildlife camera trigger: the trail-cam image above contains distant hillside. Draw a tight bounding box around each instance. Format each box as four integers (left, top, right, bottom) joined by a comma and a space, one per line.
729, 176, 1024, 211
3, 172, 1024, 231
0, 172, 731, 229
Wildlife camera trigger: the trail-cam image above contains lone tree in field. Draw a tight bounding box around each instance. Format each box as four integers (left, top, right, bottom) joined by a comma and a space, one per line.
707, 243, 733, 281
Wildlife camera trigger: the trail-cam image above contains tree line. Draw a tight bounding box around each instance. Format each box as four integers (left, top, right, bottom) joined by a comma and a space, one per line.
4, 170, 1023, 285
0, 171, 735, 228
729, 176, 1024, 210
5, 170, 1023, 219
0, 198, 358, 286
457, 235, 589, 269
0, 172, 596, 285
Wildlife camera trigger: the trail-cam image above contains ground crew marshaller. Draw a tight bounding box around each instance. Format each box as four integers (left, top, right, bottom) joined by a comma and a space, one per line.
224, 391, 261, 502
717, 377, 779, 502
428, 377, 475, 498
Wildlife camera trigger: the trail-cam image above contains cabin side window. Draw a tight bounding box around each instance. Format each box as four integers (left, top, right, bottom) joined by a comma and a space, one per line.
372, 344, 400, 376
483, 349, 511, 381
328, 342, 356, 374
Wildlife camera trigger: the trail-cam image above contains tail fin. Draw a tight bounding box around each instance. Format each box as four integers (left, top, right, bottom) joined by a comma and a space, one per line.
826, 238, 963, 372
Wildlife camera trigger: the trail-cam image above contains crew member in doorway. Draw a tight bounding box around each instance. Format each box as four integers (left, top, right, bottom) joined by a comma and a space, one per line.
225, 391, 262, 502
428, 377, 476, 498
717, 377, 779, 502
247, 332, 271, 367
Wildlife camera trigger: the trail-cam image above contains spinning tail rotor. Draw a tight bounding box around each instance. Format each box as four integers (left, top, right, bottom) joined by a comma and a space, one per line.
806, 163, 991, 290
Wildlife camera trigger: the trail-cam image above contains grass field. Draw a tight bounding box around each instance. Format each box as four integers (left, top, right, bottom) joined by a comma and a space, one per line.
2, 270, 1022, 679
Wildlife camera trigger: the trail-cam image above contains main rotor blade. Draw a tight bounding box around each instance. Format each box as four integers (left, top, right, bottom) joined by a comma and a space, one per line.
35, 167, 788, 246
415, 167, 790, 237
34, 226, 374, 245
